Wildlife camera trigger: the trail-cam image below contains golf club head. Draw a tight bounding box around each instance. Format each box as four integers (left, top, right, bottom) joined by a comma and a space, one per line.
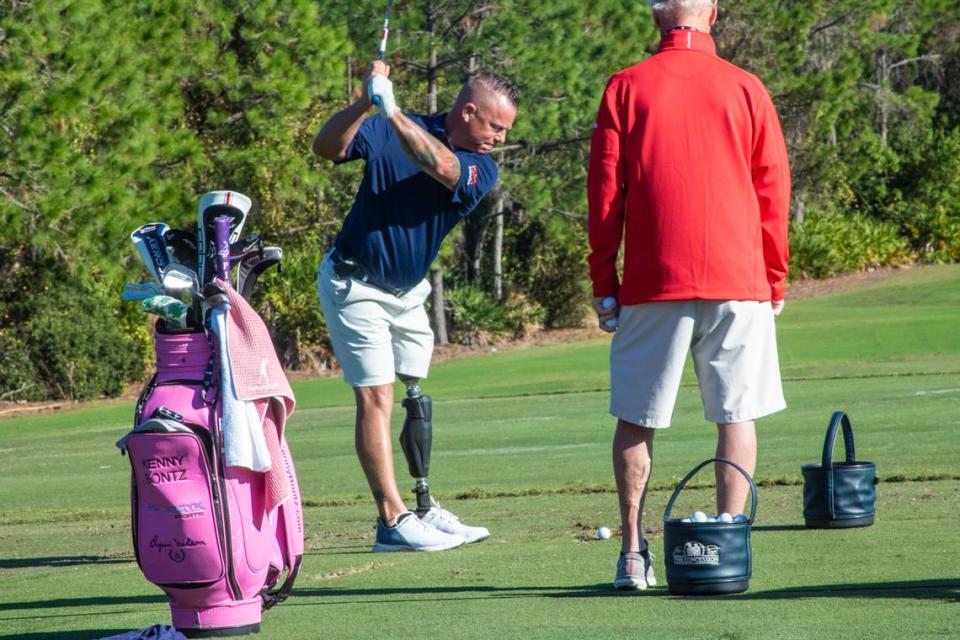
130, 222, 171, 285
163, 262, 204, 329
162, 262, 200, 295
238, 246, 282, 301
122, 281, 164, 301
164, 228, 199, 268
197, 191, 251, 284
231, 234, 262, 257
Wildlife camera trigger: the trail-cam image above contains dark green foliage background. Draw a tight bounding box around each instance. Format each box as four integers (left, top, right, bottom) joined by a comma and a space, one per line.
2, 0, 959, 400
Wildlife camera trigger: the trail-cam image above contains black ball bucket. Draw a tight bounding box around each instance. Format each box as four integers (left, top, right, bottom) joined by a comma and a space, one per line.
663, 458, 757, 595
801, 411, 877, 529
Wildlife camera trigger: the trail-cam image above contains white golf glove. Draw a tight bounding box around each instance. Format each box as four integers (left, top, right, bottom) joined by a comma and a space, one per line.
367, 74, 398, 118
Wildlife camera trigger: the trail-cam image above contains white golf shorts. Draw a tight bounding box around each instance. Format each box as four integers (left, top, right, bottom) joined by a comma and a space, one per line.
317, 253, 434, 387
610, 300, 785, 428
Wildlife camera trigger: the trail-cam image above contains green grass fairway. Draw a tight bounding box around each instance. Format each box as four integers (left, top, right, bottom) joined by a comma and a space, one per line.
2, 265, 959, 639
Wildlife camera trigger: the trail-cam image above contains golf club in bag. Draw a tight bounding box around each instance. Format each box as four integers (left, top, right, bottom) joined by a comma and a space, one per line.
118, 196, 301, 638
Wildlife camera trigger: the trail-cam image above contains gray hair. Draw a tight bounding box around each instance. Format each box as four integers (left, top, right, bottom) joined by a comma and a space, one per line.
649, 0, 716, 14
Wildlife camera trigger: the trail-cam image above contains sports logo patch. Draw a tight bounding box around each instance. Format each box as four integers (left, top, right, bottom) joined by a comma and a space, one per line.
467, 164, 478, 186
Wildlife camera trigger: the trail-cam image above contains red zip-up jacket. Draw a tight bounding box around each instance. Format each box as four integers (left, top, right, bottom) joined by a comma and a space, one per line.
587, 30, 790, 303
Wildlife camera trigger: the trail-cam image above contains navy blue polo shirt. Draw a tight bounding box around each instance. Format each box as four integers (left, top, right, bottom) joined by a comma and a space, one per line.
333, 112, 499, 291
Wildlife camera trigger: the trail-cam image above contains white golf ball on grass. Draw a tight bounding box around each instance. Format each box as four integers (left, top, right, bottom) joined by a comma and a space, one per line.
596, 526, 612, 540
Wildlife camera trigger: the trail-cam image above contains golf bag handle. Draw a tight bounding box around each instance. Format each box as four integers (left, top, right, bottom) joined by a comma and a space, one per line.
261, 555, 302, 610
663, 457, 758, 524
821, 411, 856, 468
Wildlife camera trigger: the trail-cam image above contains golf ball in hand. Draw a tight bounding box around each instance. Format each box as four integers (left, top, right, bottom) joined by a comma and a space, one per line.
596, 527, 612, 540
601, 296, 617, 310
603, 317, 619, 329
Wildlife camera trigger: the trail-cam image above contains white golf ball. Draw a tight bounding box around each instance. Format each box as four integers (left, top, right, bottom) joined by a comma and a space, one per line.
680, 518, 691, 523
734, 513, 749, 523
691, 511, 708, 522
603, 316, 619, 329
596, 526, 612, 540
601, 296, 617, 310
717, 512, 734, 523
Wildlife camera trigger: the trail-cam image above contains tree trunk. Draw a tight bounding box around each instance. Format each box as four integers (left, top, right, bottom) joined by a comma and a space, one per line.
425, 2, 448, 343
493, 207, 504, 301
429, 267, 448, 344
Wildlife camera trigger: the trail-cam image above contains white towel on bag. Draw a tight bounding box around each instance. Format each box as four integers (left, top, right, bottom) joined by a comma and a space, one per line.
210, 304, 272, 472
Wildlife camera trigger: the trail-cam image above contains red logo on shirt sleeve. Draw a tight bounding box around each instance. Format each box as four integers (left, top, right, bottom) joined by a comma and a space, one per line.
467, 165, 478, 186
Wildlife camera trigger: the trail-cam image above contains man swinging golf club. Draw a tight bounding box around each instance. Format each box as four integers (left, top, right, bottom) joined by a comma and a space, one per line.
313, 61, 518, 551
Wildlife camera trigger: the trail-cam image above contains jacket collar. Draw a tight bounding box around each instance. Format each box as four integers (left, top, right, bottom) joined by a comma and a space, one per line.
657, 30, 717, 56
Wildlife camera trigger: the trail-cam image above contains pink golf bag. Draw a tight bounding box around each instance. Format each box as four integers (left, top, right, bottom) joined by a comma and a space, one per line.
118, 325, 303, 637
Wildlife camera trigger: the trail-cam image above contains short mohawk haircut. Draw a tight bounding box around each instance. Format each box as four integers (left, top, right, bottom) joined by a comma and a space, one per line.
471, 72, 520, 107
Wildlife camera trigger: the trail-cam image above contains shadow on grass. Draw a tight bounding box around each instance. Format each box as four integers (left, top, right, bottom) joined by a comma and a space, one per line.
1, 631, 130, 640
0, 595, 166, 612
710, 579, 960, 603
294, 583, 656, 604
752, 524, 808, 532
0, 556, 131, 570
295, 578, 960, 604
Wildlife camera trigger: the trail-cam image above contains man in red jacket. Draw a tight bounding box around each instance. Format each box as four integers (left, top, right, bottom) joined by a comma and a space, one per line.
587, 0, 790, 590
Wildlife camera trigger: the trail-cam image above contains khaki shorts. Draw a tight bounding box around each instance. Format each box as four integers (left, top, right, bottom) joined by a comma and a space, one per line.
610, 300, 785, 427
317, 254, 434, 387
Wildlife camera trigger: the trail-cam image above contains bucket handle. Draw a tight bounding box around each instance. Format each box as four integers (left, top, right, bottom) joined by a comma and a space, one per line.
821, 411, 856, 468
663, 457, 758, 524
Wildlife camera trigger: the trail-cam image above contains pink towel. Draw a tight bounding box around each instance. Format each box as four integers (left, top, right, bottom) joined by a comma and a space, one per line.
216, 278, 295, 510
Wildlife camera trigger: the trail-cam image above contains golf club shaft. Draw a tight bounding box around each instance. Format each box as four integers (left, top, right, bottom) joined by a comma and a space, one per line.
377, 0, 392, 61
371, 0, 393, 106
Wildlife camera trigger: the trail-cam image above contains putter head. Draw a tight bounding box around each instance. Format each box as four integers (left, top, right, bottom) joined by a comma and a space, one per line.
238, 246, 282, 300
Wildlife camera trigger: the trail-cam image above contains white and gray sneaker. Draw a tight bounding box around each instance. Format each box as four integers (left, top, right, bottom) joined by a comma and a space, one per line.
613, 540, 656, 590
372, 511, 466, 553
418, 498, 490, 543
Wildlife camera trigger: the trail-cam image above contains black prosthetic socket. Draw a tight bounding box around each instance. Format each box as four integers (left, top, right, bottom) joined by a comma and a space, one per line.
399, 385, 433, 516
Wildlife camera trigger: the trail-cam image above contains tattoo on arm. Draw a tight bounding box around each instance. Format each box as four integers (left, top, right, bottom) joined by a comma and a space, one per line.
391, 113, 461, 190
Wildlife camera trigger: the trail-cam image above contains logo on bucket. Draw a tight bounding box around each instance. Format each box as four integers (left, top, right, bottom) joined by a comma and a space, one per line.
672, 541, 720, 565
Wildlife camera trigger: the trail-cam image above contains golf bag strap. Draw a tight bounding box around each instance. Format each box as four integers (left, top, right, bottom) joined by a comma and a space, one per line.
202, 329, 218, 406
132, 373, 159, 428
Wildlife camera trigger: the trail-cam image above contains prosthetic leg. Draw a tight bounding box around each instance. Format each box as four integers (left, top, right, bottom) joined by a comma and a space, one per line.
398, 375, 432, 516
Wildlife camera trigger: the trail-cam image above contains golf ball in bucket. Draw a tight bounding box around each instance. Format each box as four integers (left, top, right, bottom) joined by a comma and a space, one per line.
596, 527, 612, 540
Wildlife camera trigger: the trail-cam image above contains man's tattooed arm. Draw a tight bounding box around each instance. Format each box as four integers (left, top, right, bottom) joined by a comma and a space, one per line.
388, 112, 461, 191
